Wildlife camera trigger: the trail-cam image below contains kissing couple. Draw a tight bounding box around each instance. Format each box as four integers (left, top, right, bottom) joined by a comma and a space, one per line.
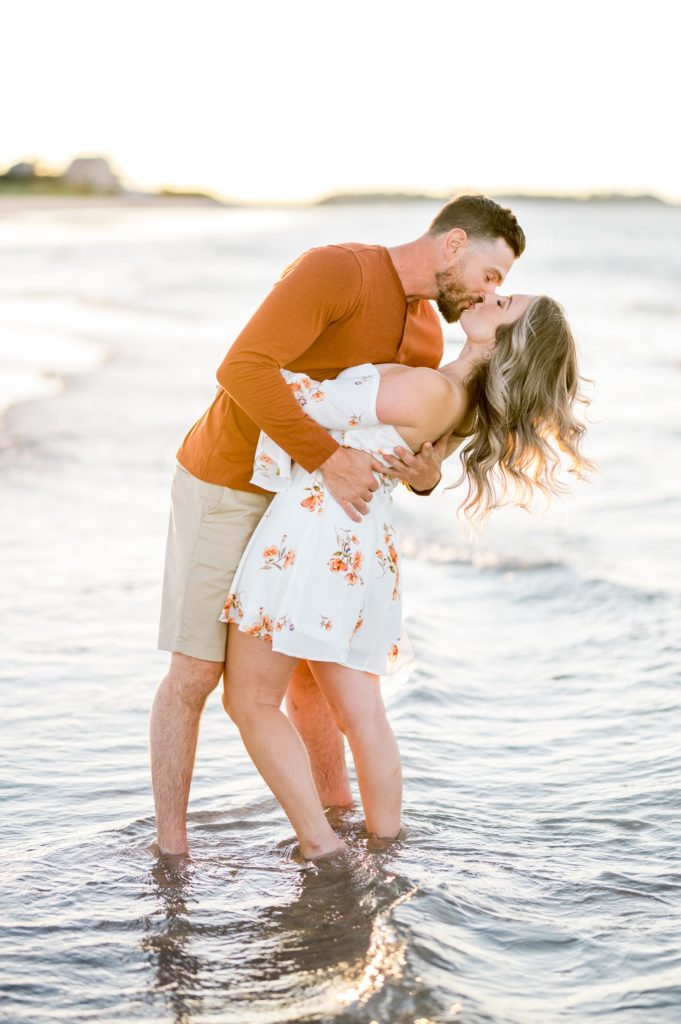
150, 194, 592, 861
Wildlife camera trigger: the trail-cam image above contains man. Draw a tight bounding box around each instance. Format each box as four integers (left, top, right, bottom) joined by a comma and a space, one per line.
151, 194, 526, 855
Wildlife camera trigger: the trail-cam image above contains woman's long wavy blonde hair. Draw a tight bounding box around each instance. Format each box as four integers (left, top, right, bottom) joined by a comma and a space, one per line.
452, 295, 595, 522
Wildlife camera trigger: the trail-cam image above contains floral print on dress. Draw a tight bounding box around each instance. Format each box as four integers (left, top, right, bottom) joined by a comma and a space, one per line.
376, 523, 400, 600
300, 479, 325, 514
254, 451, 280, 477
261, 534, 296, 571
222, 591, 244, 623
328, 528, 364, 586
286, 374, 314, 406
286, 374, 329, 408
375, 465, 395, 495
221, 365, 414, 675
246, 608, 273, 641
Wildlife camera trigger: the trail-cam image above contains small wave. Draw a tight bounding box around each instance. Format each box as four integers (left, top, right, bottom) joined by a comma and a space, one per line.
0, 367, 63, 415
0, 323, 108, 418
471, 550, 564, 572
629, 300, 681, 317
400, 535, 566, 573
402, 531, 676, 608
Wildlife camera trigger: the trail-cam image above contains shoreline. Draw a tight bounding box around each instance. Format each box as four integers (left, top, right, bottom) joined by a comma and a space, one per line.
0, 193, 228, 214
0, 338, 110, 426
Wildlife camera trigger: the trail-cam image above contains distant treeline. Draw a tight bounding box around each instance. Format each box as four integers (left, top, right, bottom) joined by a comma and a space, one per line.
316, 191, 669, 206
0, 167, 672, 209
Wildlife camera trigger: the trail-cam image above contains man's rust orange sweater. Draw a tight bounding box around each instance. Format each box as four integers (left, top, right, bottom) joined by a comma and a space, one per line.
176, 243, 443, 493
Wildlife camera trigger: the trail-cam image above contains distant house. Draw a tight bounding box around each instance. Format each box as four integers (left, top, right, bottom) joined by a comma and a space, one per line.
60, 157, 122, 194
5, 161, 37, 180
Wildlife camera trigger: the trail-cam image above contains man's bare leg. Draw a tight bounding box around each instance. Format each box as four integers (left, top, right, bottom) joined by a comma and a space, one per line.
285, 662, 354, 808
149, 652, 223, 855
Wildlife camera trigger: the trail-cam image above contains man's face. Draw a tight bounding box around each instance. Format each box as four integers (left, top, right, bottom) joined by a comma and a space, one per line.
435, 236, 516, 323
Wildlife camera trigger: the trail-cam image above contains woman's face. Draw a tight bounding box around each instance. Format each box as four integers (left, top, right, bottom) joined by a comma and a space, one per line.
460, 292, 534, 344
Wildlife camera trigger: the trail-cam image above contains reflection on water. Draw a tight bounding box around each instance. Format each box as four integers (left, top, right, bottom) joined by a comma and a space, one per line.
138, 824, 425, 1024
142, 857, 202, 1024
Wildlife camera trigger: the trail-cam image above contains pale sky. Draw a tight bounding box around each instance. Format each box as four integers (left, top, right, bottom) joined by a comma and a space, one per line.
2, 0, 679, 203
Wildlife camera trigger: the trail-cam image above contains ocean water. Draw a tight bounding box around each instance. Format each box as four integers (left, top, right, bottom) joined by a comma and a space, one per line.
1, 196, 680, 1024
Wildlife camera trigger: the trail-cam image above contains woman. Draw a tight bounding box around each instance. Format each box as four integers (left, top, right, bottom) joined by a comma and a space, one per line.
220, 292, 593, 861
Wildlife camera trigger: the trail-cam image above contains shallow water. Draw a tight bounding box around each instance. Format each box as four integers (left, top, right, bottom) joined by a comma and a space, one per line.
1, 197, 680, 1023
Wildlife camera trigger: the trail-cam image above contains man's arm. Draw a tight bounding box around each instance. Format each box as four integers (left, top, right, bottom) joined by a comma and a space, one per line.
219, 245, 386, 521
218, 246, 360, 474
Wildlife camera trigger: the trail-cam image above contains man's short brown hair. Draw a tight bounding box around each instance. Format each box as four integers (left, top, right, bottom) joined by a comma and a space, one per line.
428, 194, 526, 258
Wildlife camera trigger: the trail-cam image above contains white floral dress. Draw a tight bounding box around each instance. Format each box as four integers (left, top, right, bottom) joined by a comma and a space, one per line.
219, 364, 412, 675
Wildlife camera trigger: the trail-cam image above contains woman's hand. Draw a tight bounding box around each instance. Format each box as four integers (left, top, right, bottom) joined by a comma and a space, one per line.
383, 433, 448, 494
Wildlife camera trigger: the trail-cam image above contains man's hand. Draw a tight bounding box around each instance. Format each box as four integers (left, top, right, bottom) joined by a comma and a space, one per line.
320, 446, 386, 523
382, 433, 448, 494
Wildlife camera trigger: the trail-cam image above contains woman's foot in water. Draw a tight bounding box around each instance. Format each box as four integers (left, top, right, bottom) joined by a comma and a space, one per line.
292, 837, 349, 863
366, 824, 407, 853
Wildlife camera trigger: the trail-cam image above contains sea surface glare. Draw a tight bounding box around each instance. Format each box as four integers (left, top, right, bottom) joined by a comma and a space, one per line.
1, 197, 680, 1023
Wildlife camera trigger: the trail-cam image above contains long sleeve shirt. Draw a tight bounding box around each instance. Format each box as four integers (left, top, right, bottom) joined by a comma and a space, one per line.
176, 242, 444, 493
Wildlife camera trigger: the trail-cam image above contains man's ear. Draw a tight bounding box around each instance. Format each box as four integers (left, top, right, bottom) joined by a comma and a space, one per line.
444, 227, 468, 259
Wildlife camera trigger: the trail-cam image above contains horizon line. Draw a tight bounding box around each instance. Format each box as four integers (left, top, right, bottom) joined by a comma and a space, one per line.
1, 155, 679, 207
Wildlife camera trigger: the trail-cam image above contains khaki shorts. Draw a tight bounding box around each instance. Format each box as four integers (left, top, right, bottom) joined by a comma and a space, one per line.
158, 462, 272, 662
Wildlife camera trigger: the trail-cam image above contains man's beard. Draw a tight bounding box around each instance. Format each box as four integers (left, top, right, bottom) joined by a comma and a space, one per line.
435, 267, 479, 323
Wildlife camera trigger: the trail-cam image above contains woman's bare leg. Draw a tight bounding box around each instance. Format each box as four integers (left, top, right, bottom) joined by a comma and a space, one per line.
285, 662, 354, 808
223, 626, 344, 859
308, 661, 402, 839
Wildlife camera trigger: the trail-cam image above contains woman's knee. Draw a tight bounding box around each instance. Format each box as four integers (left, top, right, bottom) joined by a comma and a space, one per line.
221, 687, 238, 723
333, 695, 386, 741
222, 676, 281, 726
222, 683, 250, 725
221, 687, 254, 726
